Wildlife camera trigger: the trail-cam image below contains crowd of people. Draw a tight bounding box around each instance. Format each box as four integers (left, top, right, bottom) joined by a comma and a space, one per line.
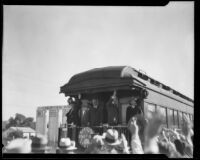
82, 112, 194, 157
3, 111, 194, 157
3, 91, 194, 157
66, 91, 143, 128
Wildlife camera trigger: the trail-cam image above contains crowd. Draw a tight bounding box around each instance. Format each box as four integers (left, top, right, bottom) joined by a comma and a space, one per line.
82, 112, 194, 158
3, 111, 194, 158
3, 91, 193, 157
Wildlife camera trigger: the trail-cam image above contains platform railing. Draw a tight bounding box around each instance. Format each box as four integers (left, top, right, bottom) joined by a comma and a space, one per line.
58, 124, 131, 149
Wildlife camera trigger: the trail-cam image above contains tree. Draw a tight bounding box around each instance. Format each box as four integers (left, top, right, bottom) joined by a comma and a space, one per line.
5, 113, 36, 130
6, 117, 17, 129
21, 117, 36, 129
15, 113, 26, 125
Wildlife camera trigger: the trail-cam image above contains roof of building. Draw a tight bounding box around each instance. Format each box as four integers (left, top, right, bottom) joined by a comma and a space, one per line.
9, 127, 36, 133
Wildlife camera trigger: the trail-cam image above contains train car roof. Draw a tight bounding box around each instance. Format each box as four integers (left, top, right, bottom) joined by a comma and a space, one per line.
60, 66, 193, 103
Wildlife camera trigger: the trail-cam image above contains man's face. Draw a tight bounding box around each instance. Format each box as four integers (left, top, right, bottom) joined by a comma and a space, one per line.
92, 99, 98, 106
130, 99, 136, 106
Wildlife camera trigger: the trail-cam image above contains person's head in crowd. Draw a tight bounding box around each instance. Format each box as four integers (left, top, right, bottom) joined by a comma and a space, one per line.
85, 134, 107, 154
68, 97, 73, 105
59, 137, 77, 154
102, 129, 121, 146
101, 129, 125, 154
5, 138, 32, 153
31, 134, 49, 153
92, 98, 98, 108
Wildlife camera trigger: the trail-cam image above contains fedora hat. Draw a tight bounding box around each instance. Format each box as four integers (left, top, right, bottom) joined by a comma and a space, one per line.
59, 138, 77, 150
102, 129, 121, 146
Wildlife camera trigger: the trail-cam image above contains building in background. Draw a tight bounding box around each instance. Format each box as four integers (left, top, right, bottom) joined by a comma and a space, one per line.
36, 105, 70, 146
3, 127, 36, 139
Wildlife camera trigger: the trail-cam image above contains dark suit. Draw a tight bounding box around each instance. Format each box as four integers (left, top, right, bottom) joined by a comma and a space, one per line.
66, 104, 78, 125
106, 98, 119, 126
90, 102, 104, 126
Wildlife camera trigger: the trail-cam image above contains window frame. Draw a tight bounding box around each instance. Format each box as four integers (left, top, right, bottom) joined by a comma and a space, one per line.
173, 110, 178, 127
156, 105, 167, 127
144, 102, 156, 120
167, 108, 174, 128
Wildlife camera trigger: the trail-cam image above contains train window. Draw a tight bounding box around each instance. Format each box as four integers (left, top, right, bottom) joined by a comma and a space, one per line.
178, 111, 183, 128
183, 113, 189, 121
174, 110, 178, 127
167, 108, 174, 127
145, 103, 156, 119
157, 105, 167, 126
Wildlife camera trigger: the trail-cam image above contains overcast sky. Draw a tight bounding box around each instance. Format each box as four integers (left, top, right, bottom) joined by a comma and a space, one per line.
3, 2, 194, 121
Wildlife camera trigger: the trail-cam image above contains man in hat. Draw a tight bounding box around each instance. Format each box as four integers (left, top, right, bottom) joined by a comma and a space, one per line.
89, 98, 104, 127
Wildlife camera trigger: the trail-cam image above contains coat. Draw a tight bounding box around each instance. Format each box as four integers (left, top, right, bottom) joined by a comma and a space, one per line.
106, 98, 119, 126
66, 104, 79, 125
90, 102, 104, 126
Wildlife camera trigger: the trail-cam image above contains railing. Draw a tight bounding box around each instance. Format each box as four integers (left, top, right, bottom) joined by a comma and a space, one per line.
58, 125, 131, 149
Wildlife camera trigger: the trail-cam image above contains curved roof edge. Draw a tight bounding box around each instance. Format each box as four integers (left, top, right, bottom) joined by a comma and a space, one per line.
60, 66, 193, 103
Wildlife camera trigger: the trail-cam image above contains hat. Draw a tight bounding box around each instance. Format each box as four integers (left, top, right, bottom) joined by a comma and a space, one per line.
5, 138, 32, 153
59, 138, 77, 150
31, 134, 50, 152
102, 129, 121, 146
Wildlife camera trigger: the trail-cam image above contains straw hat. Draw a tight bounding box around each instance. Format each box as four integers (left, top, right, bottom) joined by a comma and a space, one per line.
59, 138, 77, 150
5, 138, 32, 153
102, 129, 121, 146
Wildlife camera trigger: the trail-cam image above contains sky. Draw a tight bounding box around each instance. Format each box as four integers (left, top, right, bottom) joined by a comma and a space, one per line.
3, 2, 194, 121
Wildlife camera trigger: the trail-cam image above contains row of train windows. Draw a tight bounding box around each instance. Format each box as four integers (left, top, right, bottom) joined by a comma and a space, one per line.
144, 103, 193, 128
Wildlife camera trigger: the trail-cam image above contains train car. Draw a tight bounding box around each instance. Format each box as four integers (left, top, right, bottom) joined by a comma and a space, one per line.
59, 66, 194, 149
